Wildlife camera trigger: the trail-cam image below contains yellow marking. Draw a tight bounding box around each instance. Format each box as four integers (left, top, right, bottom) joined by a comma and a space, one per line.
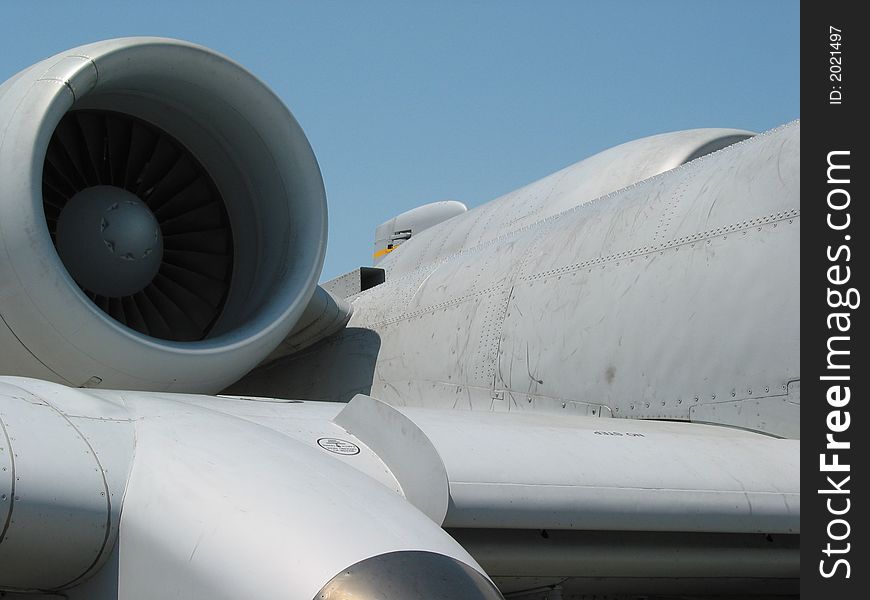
373, 247, 395, 259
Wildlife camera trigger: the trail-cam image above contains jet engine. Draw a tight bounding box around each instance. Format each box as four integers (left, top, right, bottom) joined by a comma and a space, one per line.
0, 38, 327, 393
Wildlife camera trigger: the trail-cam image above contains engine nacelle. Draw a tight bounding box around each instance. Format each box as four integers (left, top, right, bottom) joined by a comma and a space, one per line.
0, 38, 327, 393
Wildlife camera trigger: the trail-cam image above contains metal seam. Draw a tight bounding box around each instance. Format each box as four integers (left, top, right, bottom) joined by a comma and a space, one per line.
0, 412, 16, 547
42, 402, 115, 590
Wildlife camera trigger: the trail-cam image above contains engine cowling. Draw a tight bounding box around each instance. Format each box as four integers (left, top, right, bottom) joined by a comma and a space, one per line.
0, 37, 327, 393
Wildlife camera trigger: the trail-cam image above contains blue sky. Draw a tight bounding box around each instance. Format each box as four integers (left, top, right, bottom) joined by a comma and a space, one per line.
1, 1, 799, 281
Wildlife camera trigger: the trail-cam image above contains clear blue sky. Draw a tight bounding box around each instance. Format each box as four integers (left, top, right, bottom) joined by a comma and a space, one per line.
1, 1, 799, 281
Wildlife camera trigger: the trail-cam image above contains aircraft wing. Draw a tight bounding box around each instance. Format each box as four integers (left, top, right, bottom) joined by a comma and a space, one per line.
1, 380, 797, 598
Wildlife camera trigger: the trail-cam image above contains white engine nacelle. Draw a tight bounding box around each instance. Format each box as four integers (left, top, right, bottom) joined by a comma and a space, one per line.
0, 38, 327, 393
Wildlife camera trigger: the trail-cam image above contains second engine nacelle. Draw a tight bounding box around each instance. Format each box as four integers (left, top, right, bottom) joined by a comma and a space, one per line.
0, 38, 327, 393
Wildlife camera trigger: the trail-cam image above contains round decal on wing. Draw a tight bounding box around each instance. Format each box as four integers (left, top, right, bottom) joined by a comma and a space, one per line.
317, 437, 361, 455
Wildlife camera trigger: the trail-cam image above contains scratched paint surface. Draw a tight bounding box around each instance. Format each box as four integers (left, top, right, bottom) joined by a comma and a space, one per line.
239, 124, 800, 438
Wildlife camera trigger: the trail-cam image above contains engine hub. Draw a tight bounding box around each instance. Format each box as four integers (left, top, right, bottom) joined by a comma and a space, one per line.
56, 186, 163, 297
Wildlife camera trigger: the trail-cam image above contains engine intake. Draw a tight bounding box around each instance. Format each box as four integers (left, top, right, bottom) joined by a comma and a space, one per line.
0, 38, 327, 392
